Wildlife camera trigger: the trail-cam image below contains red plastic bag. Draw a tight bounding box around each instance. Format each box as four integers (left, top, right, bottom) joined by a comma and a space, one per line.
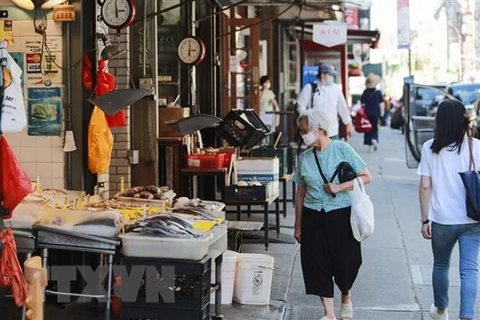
354, 106, 373, 133
0, 228, 28, 306
1, 136, 32, 218
96, 60, 127, 128
82, 51, 93, 91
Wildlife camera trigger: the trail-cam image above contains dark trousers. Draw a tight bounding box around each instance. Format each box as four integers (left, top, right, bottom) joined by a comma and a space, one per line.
300, 206, 362, 297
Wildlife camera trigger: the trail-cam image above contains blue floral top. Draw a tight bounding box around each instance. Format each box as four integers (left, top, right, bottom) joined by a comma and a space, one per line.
293, 140, 367, 212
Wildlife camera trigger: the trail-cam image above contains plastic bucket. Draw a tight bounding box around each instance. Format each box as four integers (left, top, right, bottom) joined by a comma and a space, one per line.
211, 250, 238, 305
233, 253, 274, 305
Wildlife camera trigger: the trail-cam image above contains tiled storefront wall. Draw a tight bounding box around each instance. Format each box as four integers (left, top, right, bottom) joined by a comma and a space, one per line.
2, 3, 64, 189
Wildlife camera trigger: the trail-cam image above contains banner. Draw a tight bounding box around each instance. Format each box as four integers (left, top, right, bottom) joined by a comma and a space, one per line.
397, 0, 410, 49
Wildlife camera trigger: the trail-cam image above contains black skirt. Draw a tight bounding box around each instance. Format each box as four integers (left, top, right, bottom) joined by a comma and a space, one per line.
300, 206, 362, 297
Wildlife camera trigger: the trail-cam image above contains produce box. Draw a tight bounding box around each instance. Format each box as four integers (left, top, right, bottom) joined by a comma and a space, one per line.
250, 146, 288, 177
158, 107, 190, 137
224, 182, 273, 201
236, 157, 279, 177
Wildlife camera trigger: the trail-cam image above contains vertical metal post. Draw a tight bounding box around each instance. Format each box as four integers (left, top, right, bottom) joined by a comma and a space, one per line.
408, 48, 412, 76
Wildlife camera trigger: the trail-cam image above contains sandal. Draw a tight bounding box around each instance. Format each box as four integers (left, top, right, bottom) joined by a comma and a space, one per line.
340, 302, 353, 320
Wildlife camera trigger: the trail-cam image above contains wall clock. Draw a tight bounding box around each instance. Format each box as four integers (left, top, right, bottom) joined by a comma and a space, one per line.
177, 36, 206, 66
100, 0, 136, 31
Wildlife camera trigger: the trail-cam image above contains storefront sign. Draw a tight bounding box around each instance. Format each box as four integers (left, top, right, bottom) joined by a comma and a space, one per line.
27, 86, 62, 136
312, 23, 347, 47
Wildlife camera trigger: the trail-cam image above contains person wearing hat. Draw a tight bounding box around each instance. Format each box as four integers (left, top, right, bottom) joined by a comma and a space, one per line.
297, 63, 353, 140
361, 73, 383, 151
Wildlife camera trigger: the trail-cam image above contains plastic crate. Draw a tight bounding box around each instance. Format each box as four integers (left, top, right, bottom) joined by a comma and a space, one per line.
120, 255, 211, 311
185, 153, 226, 169
120, 301, 210, 320
218, 109, 269, 148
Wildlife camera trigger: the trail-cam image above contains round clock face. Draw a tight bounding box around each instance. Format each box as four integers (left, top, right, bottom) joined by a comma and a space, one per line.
177, 36, 206, 66
101, 0, 136, 30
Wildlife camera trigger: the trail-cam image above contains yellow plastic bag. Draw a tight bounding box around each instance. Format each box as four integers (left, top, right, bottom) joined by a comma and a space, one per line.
88, 106, 113, 174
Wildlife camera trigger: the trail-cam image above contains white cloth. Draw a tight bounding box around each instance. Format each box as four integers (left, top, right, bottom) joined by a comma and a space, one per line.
296, 80, 351, 137
417, 136, 480, 225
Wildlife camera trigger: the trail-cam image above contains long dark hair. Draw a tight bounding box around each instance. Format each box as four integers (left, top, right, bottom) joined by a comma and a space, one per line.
430, 99, 471, 154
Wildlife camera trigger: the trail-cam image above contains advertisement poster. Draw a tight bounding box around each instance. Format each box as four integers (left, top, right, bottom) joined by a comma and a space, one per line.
0, 20, 14, 45
27, 87, 62, 136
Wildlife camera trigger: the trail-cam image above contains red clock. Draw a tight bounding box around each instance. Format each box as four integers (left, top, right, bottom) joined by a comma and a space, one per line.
177, 36, 206, 66
100, 0, 136, 31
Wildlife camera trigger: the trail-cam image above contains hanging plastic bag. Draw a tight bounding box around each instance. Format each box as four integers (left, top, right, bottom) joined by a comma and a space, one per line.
350, 177, 374, 242
82, 50, 93, 91
0, 228, 28, 306
0, 41, 27, 133
96, 60, 127, 128
1, 136, 32, 217
88, 106, 113, 174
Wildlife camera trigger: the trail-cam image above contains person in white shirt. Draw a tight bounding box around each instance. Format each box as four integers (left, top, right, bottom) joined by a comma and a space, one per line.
297, 64, 353, 139
417, 99, 480, 320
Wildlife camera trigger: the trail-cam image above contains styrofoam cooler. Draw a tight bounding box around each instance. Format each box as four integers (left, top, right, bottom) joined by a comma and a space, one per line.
233, 253, 274, 305
210, 250, 238, 305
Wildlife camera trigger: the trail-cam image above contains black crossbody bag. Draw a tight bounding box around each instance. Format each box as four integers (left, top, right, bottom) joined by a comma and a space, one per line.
313, 151, 357, 198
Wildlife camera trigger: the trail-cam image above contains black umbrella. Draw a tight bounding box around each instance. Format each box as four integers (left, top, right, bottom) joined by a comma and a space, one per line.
88, 89, 152, 115
165, 114, 222, 136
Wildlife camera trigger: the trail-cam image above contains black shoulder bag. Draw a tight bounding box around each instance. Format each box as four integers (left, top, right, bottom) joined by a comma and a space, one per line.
313, 151, 357, 198
307, 82, 318, 109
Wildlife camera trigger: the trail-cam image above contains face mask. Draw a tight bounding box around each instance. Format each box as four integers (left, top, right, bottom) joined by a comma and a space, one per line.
302, 131, 317, 146
325, 75, 334, 86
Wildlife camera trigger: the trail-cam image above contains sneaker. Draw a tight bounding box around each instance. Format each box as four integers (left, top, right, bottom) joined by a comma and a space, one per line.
430, 304, 448, 320
372, 139, 378, 151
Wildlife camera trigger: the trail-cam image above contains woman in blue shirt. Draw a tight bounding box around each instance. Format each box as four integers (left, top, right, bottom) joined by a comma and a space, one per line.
293, 108, 372, 320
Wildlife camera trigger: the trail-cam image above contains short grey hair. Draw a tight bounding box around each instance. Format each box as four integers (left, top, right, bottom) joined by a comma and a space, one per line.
297, 108, 332, 136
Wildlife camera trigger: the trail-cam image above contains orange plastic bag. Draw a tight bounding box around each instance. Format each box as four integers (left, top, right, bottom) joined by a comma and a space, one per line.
88, 106, 113, 174
1, 136, 32, 218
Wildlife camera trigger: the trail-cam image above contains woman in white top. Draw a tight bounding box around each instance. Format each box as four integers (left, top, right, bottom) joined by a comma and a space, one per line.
417, 99, 480, 320
259, 75, 279, 130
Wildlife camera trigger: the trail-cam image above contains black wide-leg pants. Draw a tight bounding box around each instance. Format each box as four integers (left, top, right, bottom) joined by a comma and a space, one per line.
300, 206, 362, 297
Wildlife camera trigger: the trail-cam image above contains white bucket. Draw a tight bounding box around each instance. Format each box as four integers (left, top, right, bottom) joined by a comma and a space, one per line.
233, 253, 275, 305
211, 250, 238, 305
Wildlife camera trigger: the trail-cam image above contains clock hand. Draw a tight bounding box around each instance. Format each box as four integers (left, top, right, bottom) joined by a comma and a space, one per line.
115, 0, 119, 18
188, 41, 191, 57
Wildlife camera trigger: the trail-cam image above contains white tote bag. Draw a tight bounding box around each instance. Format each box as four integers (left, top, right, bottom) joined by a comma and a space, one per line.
350, 177, 374, 241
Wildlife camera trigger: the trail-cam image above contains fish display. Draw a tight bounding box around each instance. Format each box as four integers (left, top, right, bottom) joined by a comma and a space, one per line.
127, 215, 205, 239
116, 186, 175, 201
174, 197, 225, 211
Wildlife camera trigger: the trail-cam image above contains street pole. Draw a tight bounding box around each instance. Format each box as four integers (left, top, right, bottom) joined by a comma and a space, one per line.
408, 48, 412, 76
